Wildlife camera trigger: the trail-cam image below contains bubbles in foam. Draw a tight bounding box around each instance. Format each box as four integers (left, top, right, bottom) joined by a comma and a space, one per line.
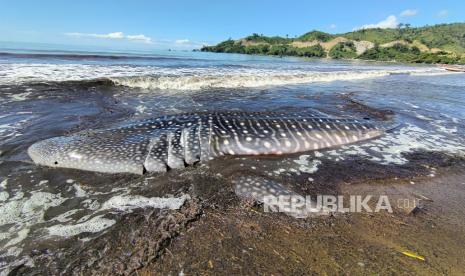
100, 194, 190, 211
325, 123, 465, 165
47, 215, 116, 237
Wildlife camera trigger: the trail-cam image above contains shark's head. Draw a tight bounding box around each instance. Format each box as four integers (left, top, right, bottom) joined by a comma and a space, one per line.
27, 135, 146, 174
28, 136, 77, 168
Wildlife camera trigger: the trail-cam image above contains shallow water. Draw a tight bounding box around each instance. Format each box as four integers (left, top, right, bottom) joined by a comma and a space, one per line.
0, 49, 464, 273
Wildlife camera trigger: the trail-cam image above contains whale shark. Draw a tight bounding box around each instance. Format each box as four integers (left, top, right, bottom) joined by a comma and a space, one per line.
28, 111, 390, 174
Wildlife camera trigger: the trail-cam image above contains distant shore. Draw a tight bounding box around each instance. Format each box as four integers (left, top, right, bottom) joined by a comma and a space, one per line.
201, 23, 465, 65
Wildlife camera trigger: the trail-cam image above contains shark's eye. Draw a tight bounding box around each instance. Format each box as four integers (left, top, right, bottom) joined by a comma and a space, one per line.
363, 117, 370, 120
54, 161, 58, 165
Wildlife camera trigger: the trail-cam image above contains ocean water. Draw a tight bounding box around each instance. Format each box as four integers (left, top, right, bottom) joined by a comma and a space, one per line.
0, 47, 464, 273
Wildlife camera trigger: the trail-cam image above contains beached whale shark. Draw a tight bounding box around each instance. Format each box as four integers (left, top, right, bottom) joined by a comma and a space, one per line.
28, 111, 389, 174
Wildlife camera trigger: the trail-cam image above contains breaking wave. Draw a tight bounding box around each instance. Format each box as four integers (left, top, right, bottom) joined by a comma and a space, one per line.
108, 69, 451, 90
0, 63, 453, 91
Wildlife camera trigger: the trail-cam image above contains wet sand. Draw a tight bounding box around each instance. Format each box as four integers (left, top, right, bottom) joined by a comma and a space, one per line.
148, 166, 465, 275
10, 149, 465, 275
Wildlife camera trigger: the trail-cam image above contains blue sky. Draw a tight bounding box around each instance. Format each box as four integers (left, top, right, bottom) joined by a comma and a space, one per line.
0, 0, 463, 50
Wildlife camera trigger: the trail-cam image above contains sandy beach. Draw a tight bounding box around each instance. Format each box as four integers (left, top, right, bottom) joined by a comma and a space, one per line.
1, 50, 464, 274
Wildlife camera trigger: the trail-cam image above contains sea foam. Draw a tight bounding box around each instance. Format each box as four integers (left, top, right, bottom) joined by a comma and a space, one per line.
0, 63, 452, 90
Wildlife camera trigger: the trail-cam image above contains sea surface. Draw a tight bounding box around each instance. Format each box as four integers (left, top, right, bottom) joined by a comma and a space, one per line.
0, 45, 464, 273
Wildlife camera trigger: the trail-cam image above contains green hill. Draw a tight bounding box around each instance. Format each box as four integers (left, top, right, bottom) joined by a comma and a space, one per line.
201, 23, 465, 64
298, 30, 334, 42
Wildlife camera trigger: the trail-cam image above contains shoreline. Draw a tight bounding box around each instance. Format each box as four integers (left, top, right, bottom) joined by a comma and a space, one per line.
199, 49, 465, 66
1, 50, 464, 274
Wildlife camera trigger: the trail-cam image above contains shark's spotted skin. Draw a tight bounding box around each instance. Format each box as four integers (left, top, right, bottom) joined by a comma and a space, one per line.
233, 176, 331, 217
28, 112, 385, 174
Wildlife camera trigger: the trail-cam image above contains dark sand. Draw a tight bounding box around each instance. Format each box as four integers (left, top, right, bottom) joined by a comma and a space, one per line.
12, 152, 465, 275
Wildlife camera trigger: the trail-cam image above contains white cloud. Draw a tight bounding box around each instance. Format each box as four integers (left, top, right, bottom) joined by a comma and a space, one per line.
175, 39, 190, 45
168, 39, 209, 49
354, 15, 399, 30
438, 9, 448, 18
400, 9, 418, 17
66, 32, 124, 39
126, 34, 152, 43
96, 32, 125, 39
65, 32, 209, 49
65, 32, 152, 43
329, 24, 337, 29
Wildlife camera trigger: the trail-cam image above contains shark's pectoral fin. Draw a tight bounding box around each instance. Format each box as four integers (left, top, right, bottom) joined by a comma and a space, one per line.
182, 124, 201, 164
167, 129, 186, 169
143, 134, 168, 172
